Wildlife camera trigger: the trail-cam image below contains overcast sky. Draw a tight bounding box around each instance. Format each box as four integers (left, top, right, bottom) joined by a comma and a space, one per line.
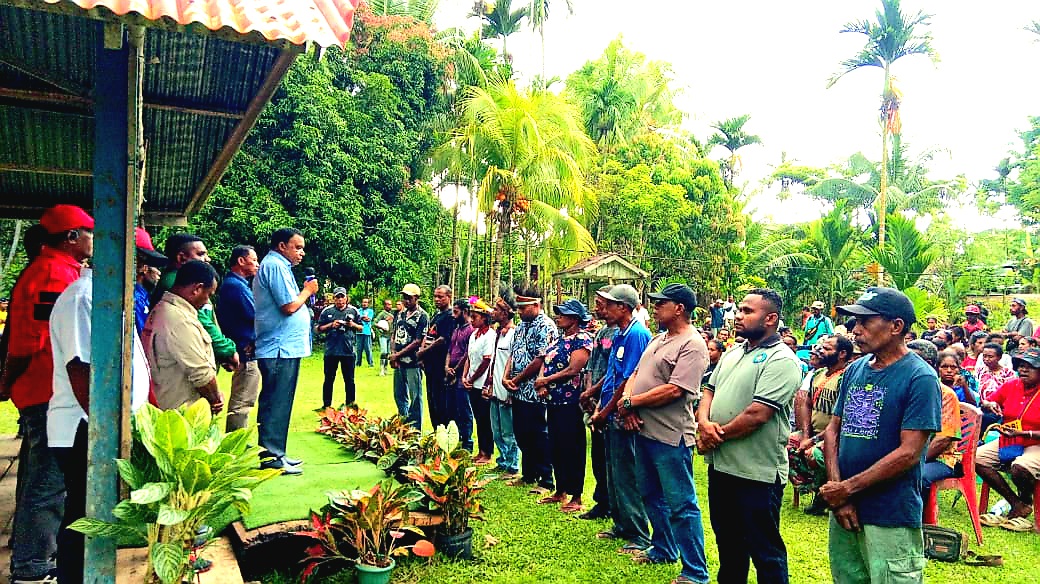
433, 0, 1038, 230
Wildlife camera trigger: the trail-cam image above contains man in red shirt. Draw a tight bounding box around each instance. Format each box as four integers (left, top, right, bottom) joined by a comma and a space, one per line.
0, 205, 92, 583
963, 305, 987, 336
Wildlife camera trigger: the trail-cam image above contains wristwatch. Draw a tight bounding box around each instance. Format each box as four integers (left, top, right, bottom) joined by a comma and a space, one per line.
621, 396, 632, 412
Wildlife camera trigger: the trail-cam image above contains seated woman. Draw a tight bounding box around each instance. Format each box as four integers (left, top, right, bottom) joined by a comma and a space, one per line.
922, 351, 963, 498
976, 342, 1017, 429
977, 347, 1040, 532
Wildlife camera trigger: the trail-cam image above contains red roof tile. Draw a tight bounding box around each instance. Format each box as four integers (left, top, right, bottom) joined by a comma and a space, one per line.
47, 0, 359, 47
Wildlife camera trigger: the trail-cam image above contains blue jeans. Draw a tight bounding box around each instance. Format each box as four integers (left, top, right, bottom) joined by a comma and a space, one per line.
257, 357, 302, 460
635, 435, 709, 583
490, 399, 518, 471
11, 404, 63, 579
921, 461, 957, 499
393, 367, 423, 429
606, 426, 651, 548
355, 334, 373, 367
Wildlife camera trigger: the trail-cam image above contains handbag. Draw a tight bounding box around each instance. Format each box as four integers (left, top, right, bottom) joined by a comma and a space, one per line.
995, 390, 1040, 464
923, 525, 968, 562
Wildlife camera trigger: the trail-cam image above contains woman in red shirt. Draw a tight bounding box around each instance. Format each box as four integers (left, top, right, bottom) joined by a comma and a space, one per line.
977, 347, 1040, 531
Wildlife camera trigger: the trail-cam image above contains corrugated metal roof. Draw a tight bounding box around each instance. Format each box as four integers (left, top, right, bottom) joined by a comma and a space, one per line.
0, 0, 358, 222
40, 0, 358, 48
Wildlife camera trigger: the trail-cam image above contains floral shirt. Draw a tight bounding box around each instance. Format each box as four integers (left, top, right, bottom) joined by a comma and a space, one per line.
509, 313, 557, 403
542, 331, 594, 405
975, 363, 1016, 401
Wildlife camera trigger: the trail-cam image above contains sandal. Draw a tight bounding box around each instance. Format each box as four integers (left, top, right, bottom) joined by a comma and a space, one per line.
964, 551, 1004, 567
596, 530, 621, 539
671, 577, 703, 584
1000, 516, 1035, 532
979, 513, 1007, 527
617, 543, 649, 556
630, 549, 670, 564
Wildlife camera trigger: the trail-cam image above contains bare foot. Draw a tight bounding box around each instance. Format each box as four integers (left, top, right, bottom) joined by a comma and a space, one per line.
1008, 503, 1033, 520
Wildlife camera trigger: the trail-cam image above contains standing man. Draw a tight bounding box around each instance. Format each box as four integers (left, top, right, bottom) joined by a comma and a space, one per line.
316, 288, 362, 409
487, 294, 519, 475
375, 299, 395, 376
589, 284, 652, 556
356, 298, 375, 368
578, 286, 618, 520
697, 288, 802, 584
218, 245, 261, 432
710, 299, 725, 337
822, 287, 940, 584
49, 254, 152, 584
1, 205, 92, 584
618, 284, 710, 584
254, 228, 318, 475
143, 261, 223, 413
1004, 298, 1034, 343
390, 284, 428, 429
722, 295, 737, 332
805, 300, 834, 346
420, 285, 456, 429
133, 227, 166, 336
445, 299, 474, 447
502, 285, 557, 494
963, 305, 987, 336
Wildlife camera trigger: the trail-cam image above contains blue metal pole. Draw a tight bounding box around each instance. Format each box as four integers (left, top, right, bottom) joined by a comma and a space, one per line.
87, 22, 135, 584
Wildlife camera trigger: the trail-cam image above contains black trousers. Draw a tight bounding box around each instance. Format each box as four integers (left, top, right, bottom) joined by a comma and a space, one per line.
707, 466, 788, 584
512, 400, 554, 489
424, 365, 449, 429
547, 402, 586, 496
469, 387, 494, 457
590, 424, 610, 510
52, 421, 88, 584
322, 355, 356, 407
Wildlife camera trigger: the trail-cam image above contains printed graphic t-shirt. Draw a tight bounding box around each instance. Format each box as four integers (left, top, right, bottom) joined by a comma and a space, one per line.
835, 352, 941, 528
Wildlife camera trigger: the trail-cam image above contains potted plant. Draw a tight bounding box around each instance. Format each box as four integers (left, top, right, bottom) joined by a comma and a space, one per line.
405, 423, 493, 559
69, 399, 281, 584
297, 480, 434, 583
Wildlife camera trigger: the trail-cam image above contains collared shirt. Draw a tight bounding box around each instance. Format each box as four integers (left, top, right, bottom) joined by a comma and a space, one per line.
706, 333, 803, 483
599, 319, 651, 412
134, 283, 150, 336
217, 271, 256, 358
392, 307, 429, 368
7, 246, 82, 408
48, 269, 150, 447
509, 312, 557, 402
151, 267, 236, 361
143, 292, 217, 410
358, 307, 375, 336
253, 251, 311, 359
629, 328, 707, 446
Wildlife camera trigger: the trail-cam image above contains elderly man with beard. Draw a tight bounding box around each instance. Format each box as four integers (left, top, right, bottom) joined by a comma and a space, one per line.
697, 288, 802, 584
1004, 298, 1034, 343
789, 335, 855, 515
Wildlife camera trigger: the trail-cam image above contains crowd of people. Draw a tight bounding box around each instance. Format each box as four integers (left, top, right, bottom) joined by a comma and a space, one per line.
2, 204, 1039, 584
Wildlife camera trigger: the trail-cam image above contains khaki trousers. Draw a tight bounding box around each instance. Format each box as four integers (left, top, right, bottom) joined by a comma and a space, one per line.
226, 360, 261, 432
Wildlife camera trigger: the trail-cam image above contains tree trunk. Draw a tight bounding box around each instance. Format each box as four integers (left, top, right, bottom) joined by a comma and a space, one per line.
877, 68, 891, 286
449, 184, 461, 292
0, 219, 22, 281
464, 219, 475, 298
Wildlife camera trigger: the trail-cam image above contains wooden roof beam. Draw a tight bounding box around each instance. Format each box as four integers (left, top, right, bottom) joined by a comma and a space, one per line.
0, 87, 245, 119
0, 163, 92, 176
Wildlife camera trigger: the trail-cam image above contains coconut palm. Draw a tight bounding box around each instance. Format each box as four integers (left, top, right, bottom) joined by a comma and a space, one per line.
438, 80, 595, 289
471, 0, 528, 64
369, 0, 439, 22
802, 202, 864, 307
827, 0, 938, 282
706, 114, 762, 186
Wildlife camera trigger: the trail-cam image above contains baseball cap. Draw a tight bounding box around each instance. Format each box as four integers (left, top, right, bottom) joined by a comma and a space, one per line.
648, 284, 697, 314
333, 287, 347, 297
1012, 298, 1028, 308
553, 299, 591, 322
401, 283, 421, 297
40, 205, 94, 235
1012, 347, 1040, 369
964, 305, 981, 315
811, 300, 825, 310
134, 227, 167, 267
596, 283, 639, 309
837, 287, 917, 327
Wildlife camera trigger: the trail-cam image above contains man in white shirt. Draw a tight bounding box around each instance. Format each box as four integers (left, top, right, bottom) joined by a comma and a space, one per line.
49, 266, 151, 584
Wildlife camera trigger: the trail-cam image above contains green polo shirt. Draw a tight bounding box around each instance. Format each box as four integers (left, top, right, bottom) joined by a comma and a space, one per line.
705, 333, 803, 484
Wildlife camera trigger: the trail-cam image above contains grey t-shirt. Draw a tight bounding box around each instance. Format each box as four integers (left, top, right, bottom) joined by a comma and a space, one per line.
1005, 316, 1035, 338
628, 329, 707, 447
706, 334, 803, 484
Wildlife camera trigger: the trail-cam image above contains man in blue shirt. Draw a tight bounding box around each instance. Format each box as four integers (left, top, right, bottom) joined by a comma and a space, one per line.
805, 300, 834, 345
822, 287, 941, 584
253, 228, 318, 475
710, 299, 725, 336
133, 227, 166, 336
588, 284, 652, 555
218, 245, 260, 432
356, 297, 375, 368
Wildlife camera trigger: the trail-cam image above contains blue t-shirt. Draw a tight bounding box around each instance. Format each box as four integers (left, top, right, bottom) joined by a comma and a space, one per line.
599, 320, 652, 413
358, 307, 374, 335
710, 306, 725, 328
835, 352, 941, 528
133, 283, 150, 337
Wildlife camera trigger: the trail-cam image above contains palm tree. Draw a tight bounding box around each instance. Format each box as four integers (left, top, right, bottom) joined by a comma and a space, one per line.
471, 0, 528, 64
706, 114, 762, 186
369, 0, 439, 22
868, 213, 936, 291
438, 80, 595, 289
803, 202, 864, 307
827, 0, 938, 283
527, 0, 574, 82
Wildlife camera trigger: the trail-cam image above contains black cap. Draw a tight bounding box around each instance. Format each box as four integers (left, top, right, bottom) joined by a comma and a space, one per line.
553, 299, 591, 323
1012, 347, 1040, 369
837, 287, 916, 327
647, 283, 697, 314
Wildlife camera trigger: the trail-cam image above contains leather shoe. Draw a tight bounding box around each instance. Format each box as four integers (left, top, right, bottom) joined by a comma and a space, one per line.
283, 457, 303, 466
579, 506, 610, 520
279, 464, 303, 476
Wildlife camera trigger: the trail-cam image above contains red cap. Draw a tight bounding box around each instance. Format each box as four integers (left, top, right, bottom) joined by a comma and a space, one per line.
965, 305, 981, 315
135, 227, 156, 251
135, 227, 168, 266
39, 205, 94, 234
